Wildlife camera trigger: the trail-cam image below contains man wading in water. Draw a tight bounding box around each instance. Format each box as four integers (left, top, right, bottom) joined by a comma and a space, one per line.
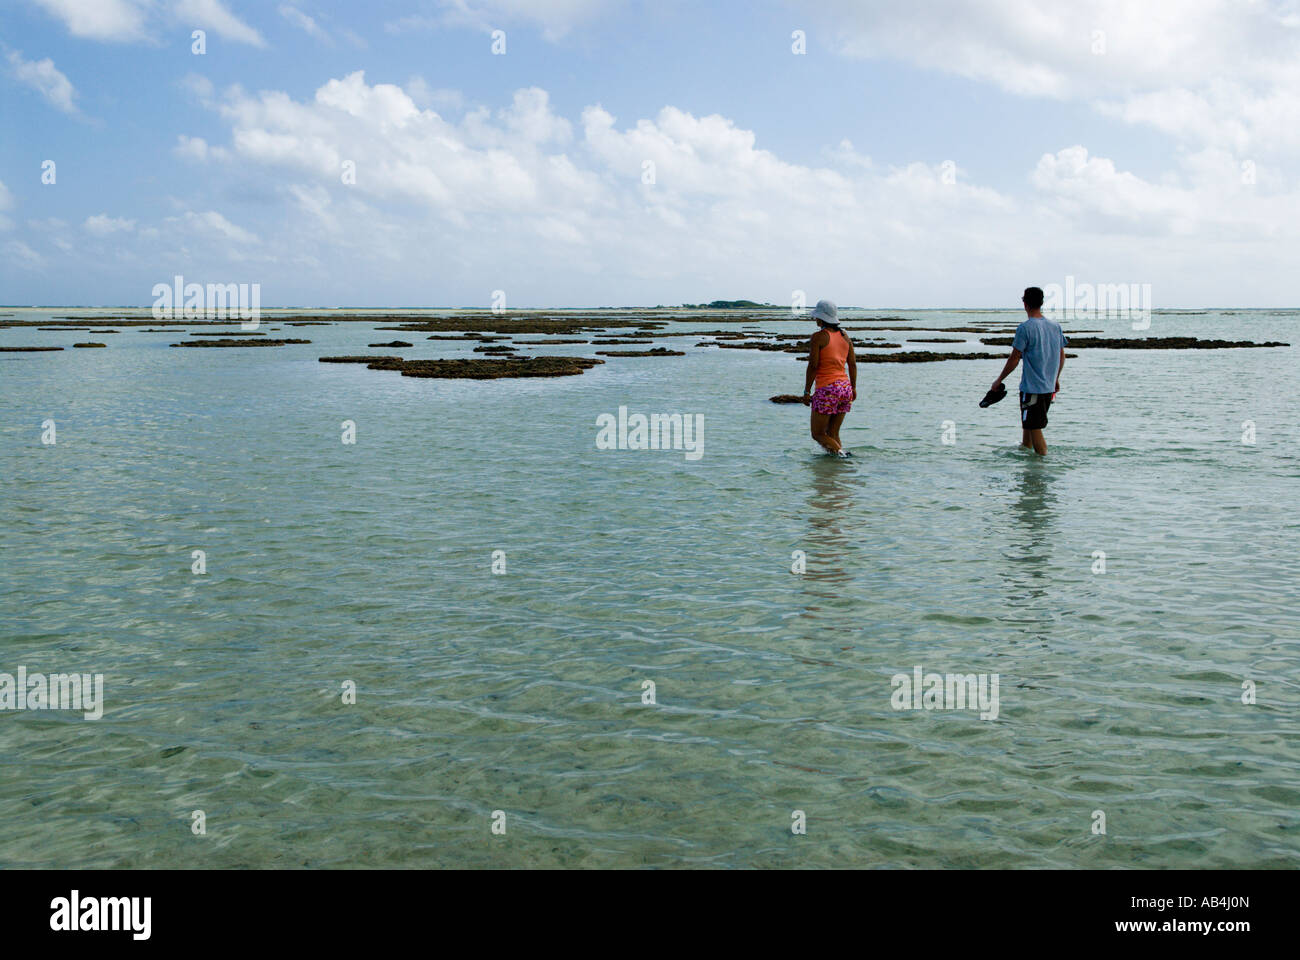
991, 286, 1068, 456
801, 300, 857, 457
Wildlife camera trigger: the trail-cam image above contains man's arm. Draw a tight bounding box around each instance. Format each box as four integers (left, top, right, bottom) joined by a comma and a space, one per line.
993, 348, 1021, 389
1055, 347, 1065, 393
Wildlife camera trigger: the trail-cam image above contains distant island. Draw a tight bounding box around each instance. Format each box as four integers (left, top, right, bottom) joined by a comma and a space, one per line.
670, 300, 777, 309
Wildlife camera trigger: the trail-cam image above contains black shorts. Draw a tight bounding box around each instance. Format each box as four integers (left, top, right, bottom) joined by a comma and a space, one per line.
1020, 391, 1052, 430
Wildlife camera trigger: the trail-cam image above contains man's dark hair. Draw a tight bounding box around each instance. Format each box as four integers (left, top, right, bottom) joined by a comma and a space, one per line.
1023, 287, 1045, 310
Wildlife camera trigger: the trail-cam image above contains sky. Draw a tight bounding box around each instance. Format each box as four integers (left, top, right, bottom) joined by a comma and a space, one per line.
1, 0, 1298, 308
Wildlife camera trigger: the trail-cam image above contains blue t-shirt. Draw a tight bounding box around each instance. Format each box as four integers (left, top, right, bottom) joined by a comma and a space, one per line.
1012, 316, 1067, 395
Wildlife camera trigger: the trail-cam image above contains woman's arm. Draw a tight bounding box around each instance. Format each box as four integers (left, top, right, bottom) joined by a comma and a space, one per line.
803, 336, 821, 403
847, 337, 857, 399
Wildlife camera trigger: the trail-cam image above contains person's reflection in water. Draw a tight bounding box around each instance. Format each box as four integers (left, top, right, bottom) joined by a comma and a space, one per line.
788, 456, 860, 649
802, 456, 856, 587
1001, 460, 1060, 618
1010, 460, 1057, 535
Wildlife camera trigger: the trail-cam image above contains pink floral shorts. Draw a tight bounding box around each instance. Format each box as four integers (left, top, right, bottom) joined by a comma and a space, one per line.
811, 379, 853, 415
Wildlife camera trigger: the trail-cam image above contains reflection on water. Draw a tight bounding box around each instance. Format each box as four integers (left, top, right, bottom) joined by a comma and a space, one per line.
1010, 458, 1058, 537
1002, 456, 1061, 620
2, 309, 1299, 869
802, 454, 857, 585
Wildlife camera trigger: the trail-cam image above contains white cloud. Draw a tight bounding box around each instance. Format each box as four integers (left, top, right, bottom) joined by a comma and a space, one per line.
173, 134, 229, 161
35, 0, 267, 47
1031, 145, 1298, 241
174, 134, 209, 160
278, 3, 329, 43
5, 239, 45, 268
29, 0, 150, 42
336, 27, 368, 49
173, 0, 266, 47
218, 74, 592, 216
179, 73, 216, 104
1033, 147, 1185, 224
0, 179, 12, 230
287, 183, 340, 234
183, 77, 1010, 297
84, 214, 137, 234
799, 0, 1300, 159
28, 217, 72, 252
387, 0, 614, 41
196, 75, 1300, 303
1095, 79, 1300, 159
7, 51, 79, 115
17, 70, 1300, 305
406, 76, 464, 112
804, 0, 1295, 97
175, 209, 259, 244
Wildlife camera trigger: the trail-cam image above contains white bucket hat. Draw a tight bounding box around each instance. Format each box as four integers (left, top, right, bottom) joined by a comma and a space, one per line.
810, 299, 839, 326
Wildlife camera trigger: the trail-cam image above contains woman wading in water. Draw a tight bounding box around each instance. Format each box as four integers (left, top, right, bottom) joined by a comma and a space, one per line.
801, 299, 857, 457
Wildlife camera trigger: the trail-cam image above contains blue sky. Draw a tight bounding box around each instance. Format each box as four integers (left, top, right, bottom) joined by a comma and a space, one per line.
2, 0, 1298, 307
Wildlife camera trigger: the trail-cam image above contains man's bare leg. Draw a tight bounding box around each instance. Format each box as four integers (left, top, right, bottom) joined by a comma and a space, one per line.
1028, 428, 1047, 455
1021, 427, 1032, 448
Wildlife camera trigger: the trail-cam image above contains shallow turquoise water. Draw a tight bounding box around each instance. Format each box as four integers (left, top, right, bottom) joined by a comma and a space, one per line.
1, 308, 1297, 868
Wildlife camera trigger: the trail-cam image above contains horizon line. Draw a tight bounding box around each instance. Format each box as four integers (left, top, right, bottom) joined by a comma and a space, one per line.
3, 305, 1296, 312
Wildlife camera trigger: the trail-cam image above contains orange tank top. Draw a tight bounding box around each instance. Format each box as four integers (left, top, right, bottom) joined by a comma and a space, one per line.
814, 331, 850, 388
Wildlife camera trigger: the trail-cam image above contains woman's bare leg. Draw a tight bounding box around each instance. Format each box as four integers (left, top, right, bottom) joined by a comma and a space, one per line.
810, 411, 840, 453
828, 412, 847, 443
